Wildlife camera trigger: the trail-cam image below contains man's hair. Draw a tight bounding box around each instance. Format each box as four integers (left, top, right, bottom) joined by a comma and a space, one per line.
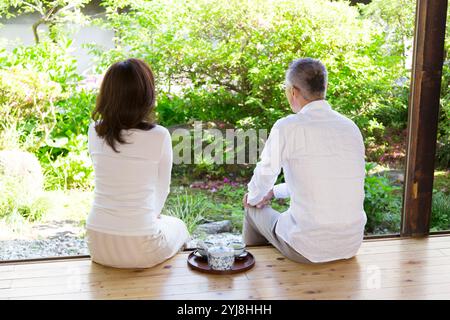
286, 58, 328, 100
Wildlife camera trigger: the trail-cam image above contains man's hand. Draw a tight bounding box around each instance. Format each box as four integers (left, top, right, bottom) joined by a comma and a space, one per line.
243, 189, 274, 210
255, 189, 274, 209
243, 193, 251, 208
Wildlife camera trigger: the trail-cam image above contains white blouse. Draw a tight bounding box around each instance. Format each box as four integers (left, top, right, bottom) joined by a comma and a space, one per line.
86, 123, 172, 236
247, 100, 367, 263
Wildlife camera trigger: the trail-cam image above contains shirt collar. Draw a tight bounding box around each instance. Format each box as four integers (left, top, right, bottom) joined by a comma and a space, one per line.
298, 100, 331, 115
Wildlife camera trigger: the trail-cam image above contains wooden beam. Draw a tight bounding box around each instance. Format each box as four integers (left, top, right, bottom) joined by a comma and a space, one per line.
402, 0, 448, 236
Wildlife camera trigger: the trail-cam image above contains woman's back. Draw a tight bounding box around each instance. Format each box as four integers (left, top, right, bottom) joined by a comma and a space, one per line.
85, 58, 188, 269
87, 123, 172, 236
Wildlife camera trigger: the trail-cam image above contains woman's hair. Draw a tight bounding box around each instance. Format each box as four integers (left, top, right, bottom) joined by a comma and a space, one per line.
92, 58, 156, 152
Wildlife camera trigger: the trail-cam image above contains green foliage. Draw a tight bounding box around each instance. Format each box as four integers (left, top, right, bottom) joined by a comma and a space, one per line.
0, 37, 94, 190
3, 40, 80, 88
364, 0, 450, 168
163, 191, 208, 234
0, 0, 448, 235
0, 174, 51, 222
40, 134, 93, 190
89, 0, 408, 134
208, 184, 246, 231
0, 0, 91, 44
37, 90, 95, 190
431, 191, 450, 232
364, 163, 402, 234
0, 66, 65, 151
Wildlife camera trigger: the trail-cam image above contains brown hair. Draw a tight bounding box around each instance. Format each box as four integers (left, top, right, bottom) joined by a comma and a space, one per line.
92, 58, 156, 152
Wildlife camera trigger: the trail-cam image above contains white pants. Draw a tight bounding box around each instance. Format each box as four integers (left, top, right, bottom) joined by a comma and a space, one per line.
87, 215, 190, 269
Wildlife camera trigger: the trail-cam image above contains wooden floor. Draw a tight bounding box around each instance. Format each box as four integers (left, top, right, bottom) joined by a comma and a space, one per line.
2, 235, 450, 299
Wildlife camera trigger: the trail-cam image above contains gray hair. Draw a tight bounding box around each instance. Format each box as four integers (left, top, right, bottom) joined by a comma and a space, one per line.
285, 58, 328, 100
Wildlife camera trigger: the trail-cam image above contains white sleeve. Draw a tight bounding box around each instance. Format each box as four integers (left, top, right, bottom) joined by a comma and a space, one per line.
155, 130, 173, 215
273, 183, 290, 199
247, 121, 284, 206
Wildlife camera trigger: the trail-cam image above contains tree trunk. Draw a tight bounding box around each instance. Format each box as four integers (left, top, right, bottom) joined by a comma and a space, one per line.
32, 19, 44, 44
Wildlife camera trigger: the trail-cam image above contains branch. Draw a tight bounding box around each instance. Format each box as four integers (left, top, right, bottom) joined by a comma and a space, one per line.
20, 1, 44, 15
32, 18, 44, 43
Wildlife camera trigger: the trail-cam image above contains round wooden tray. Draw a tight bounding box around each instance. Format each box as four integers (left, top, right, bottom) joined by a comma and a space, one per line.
187, 251, 255, 274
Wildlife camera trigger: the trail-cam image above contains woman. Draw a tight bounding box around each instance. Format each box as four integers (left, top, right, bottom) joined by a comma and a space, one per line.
86, 58, 189, 268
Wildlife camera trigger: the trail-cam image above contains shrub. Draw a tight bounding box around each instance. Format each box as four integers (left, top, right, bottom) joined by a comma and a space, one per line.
0, 39, 92, 191
163, 192, 208, 234
431, 191, 450, 231
91, 0, 407, 134
37, 90, 96, 190
0, 172, 51, 222
364, 163, 402, 234
0, 66, 66, 150
40, 134, 93, 190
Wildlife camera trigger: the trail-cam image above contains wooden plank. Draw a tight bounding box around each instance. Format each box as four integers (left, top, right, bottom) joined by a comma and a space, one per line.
256, 273, 450, 300
0, 248, 444, 281
1, 250, 449, 298
9, 266, 450, 300
1, 239, 449, 281
6, 251, 450, 290
261, 282, 450, 300
5, 254, 450, 292
3, 238, 450, 299
401, 0, 449, 236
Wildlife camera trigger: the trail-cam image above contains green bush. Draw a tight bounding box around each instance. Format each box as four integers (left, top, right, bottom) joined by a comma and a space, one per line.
0, 0, 447, 237
364, 163, 402, 234
163, 191, 208, 234
0, 39, 96, 190
90, 0, 407, 134
37, 90, 96, 190
0, 66, 66, 151
364, 0, 450, 168
431, 191, 450, 231
0, 174, 51, 222
40, 135, 93, 190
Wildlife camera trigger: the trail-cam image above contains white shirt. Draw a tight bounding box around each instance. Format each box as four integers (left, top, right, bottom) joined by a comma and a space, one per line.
247, 100, 367, 263
86, 123, 172, 236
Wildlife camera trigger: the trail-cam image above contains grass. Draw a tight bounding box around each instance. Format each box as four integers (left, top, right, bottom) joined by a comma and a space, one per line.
434, 170, 450, 194
42, 189, 93, 223
1, 169, 448, 240
163, 191, 208, 234
0, 189, 92, 239
431, 191, 450, 231
164, 182, 290, 233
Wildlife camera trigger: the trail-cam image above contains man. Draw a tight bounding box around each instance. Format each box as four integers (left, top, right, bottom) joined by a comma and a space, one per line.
243, 58, 367, 263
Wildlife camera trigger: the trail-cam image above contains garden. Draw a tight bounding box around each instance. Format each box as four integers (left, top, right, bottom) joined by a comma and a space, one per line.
0, 0, 449, 260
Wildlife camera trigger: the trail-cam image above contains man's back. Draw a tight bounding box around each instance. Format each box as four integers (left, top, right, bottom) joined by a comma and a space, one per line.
274, 100, 367, 263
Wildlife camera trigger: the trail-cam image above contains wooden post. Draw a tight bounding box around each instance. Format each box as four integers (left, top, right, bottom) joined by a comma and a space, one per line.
401, 0, 448, 236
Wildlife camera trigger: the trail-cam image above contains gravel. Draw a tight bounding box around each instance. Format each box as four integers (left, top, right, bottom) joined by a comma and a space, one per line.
0, 220, 89, 261
0, 235, 89, 260
0, 220, 243, 261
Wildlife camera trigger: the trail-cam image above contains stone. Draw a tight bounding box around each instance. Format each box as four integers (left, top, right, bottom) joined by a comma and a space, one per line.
372, 169, 405, 184
194, 220, 233, 235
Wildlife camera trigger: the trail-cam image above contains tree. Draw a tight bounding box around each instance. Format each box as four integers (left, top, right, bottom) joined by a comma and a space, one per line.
0, 0, 90, 43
